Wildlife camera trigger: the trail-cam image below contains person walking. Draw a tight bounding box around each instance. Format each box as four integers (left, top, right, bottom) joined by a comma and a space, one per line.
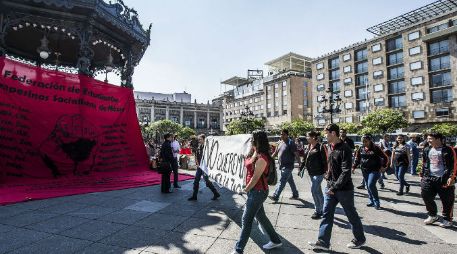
159, 133, 174, 193
309, 124, 366, 251
352, 134, 388, 210
378, 134, 392, 187
269, 129, 300, 202
407, 135, 420, 175
391, 134, 411, 195
188, 134, 220, 201
420, 132, 456, 228
232, 130, 282, 254
171, 134, 181, 189
299, 131, 327, 219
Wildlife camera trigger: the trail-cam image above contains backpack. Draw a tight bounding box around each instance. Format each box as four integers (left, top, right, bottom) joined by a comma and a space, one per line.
253, 155, 278, 186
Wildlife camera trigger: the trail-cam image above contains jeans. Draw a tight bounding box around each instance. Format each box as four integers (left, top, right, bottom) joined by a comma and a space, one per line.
192, 167, 218, 197
310, 175, 324, 214
362, 170, 381, 207
395, 165, 410, 193
273, 165, 299, 198
172, 158, 179, 187
235, 189, 281, 253
410, 156, 419, 175
318, 188, 365, 246
421, 177, 455, 221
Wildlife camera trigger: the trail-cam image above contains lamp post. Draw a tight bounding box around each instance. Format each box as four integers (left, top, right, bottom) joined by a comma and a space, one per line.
240, 105, 254, 134
319, 87, 342, 124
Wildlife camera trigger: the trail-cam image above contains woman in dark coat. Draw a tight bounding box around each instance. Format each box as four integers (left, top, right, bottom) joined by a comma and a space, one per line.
160, 133, 174, 193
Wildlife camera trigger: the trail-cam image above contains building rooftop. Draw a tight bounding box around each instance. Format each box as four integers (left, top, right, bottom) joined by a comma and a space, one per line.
221, 76, 249, 86
264, 52, 311, 73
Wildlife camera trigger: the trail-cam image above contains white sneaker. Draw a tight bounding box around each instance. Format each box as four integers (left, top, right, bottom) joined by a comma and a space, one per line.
438, 219, 453, 228
262, 241, 282, 250
230, 251, 241, 254
424, 215, 440, 225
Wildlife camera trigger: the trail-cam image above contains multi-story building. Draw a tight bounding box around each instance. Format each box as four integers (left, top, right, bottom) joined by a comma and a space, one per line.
222, 52, 313, 131
312, 0, 457, 130
135, 91, 223, 135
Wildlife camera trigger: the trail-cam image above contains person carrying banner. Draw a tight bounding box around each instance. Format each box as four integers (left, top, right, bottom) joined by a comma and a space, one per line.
171, 134, 181, 189
420, 132, 456, 228
309, 124, 366, 251
232, 130, 282, 254
269, 129, 300, 202
299, 131, 327, 219
160, 133, 174, 193
188, 134, 220, 201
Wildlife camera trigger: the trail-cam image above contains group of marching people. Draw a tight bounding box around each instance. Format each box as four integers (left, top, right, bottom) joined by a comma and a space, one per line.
231, 124, 456, 253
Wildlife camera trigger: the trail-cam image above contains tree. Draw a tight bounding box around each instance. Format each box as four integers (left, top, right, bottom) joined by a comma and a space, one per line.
428, 123, 457, 137
178, 126, 196, 140
361, 108, 408, 134
357, 126, 378, 135
280, 119, 315, 137
146, 120, 182, 140
338, 122, 359, 134
226, 118, 265, 135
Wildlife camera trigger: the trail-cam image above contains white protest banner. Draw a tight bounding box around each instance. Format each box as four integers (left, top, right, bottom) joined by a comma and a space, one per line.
200, 134, 252, 193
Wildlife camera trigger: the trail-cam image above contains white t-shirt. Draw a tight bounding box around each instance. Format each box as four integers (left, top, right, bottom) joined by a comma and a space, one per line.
171, 140, 181, 158
429, 147, 445, 177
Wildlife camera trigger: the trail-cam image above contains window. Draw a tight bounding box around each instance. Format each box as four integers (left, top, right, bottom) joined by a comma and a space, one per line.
267, 103, 271, 109
344, 77, 352, 84
374, 84, 384, 92
318, 119, 326, 125
343, 65, 352, 73
431, 88, 453, 103
357, 87, 369, 100
355, 48, 368, 61
372, 57, 382, 65
317, 84, 325, 91
371, 43, 381, 52
282, 81, 287, 87
412, 92, 425, 100
282, 110, 287, 115
430, 71, 451, 88
409, 46, 421, 56
344, 90, 353, 97
436, 108, 450, 117
374, 98, 385, 106
267, 86, 271, 90
267, 94, 271, 99
260, 105, 264, 109
355, 62, 368, 73
317, 73, 324, 80
316, 62, 324, 70
429, 55, 450, 71
427, 23, 449, 33
343, 53, 351, 61
249, 98, 253, 103
413, 110, 425, 119
356, 74, 368, 86
411, 76, 423, 86
345, 116, 353, 123
282, 90, 287, 96
329, 57, 340, 69
388, 66, 404, 80
331, 81, 341, 93
373, 70, 383, 79
283, 100, 288, 106
387, 51, 403, 65
408, 31, 420, 41
274, 83, 278, 89
410, 61, 422, 70
274, 92, 279, 98
274, 101, 279, 107
330, 69, 340, 80
389, 95, 406, 108
345, 102, 353, 109
357, 100, 368, 112
428, 40, 449, 55
386, 36, 403, 51
389, 80, 405, 94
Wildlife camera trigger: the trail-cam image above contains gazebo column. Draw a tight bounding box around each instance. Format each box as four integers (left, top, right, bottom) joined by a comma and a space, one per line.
76, 23, 94, 76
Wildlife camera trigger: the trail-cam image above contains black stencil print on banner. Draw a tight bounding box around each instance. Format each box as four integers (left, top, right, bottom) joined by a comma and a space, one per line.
39, 114, 99, 178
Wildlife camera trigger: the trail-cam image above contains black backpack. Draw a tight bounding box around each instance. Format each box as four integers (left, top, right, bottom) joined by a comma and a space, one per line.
253, 155, 277, 186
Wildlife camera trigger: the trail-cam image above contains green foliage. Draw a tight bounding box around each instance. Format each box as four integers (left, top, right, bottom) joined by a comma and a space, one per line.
357, 126, 378, 135
280, 119, 315, 137
178, 126, 196, 140
428, 123, 457, 137
361, 108, 408, 134
226, 118, 265, 135
144, 120, 182, 140
338, 123, 359, 134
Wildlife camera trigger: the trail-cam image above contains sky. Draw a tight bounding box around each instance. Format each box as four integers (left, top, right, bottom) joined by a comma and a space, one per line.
106, 0, 434, 102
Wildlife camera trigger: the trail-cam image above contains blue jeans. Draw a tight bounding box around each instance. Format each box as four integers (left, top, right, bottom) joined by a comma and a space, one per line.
395, 165, 410, 192
410, 156, 419, 175
235, 189, 281, 253
362, 170, 381, 207
273, 166, 299, 198
311, 175, 324, 214
318, 188, 365, 247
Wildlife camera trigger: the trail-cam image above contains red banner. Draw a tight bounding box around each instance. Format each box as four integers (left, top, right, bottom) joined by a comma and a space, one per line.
0, 57, 148, 180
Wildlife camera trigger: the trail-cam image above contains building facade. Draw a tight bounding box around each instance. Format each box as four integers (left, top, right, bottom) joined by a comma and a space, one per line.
135, 92, 222, 135
312, 0, 457, 131
222, 52, 313, 131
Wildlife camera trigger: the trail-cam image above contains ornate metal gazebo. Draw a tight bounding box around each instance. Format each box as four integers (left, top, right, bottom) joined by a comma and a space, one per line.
0, 0, 151, 88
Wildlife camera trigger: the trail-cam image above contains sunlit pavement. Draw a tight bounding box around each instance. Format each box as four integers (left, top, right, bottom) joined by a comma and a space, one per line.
1, 169, 456, 254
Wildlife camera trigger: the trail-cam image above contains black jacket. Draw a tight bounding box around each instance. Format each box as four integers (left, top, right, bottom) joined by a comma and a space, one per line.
196, 144, 204, 165
421, 145, 456, 181
160, 140, 174, 163
300, 143, 327, 176
341, 137, 355, 151
353, 144, 388, 171
327, 141, 354, 192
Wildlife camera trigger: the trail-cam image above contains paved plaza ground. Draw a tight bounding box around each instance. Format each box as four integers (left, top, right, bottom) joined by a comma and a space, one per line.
1, 169, 456, 254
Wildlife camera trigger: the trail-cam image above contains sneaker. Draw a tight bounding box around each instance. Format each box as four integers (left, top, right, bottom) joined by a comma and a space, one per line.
174, 185, 181, 189
396, 192, 404, 196
347, 239, 365, 249
262, 241, 282, 250
289, 196, 299, 200
230, 251, 241, 254
356, 185, 365, 190
424, 215, 440, 225
311, 212, 322, 219
375, 206, 381, 210
188, 196, 197, 201
438, 219, 453, 228
268, 196, 279, 202
366, 203, 374, 207
308, 240, 330, 251
405, 185, 410, 193
211, 193, 220, 200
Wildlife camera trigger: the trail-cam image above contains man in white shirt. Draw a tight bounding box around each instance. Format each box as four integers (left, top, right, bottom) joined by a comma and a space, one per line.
171, 134, 181, 188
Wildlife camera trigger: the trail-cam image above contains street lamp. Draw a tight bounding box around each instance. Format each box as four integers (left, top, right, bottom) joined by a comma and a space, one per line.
319, 87, 342, 124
